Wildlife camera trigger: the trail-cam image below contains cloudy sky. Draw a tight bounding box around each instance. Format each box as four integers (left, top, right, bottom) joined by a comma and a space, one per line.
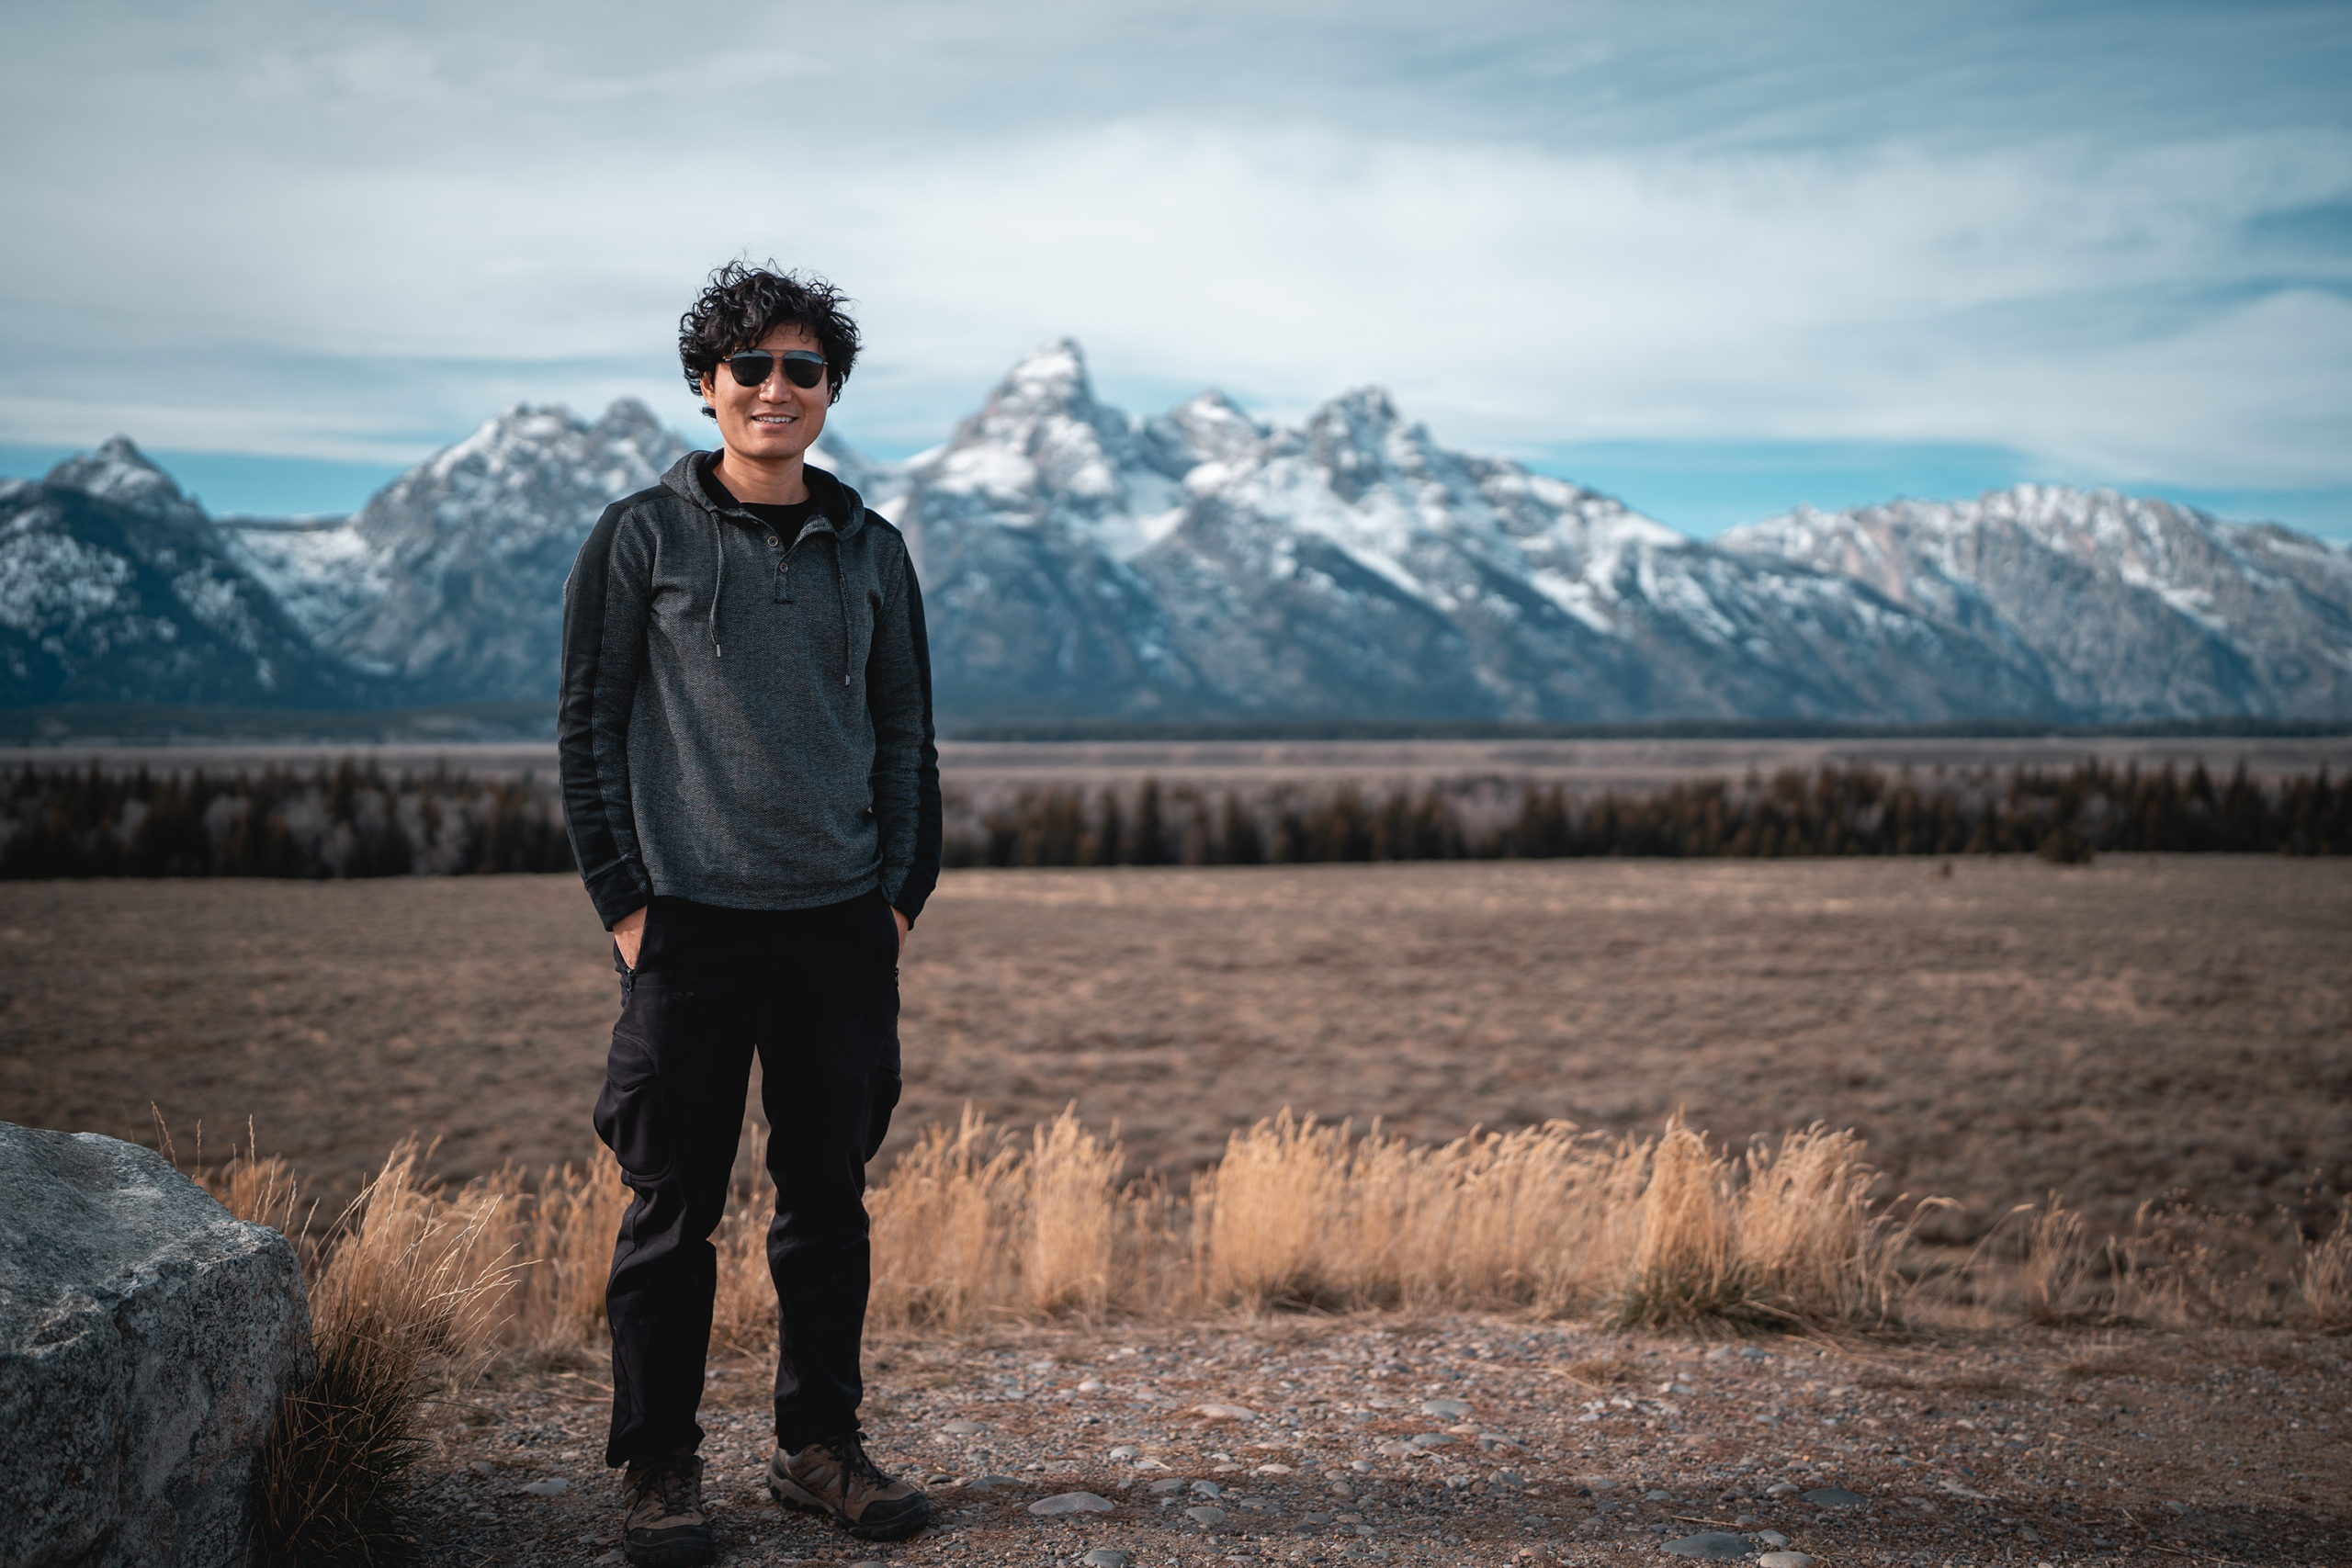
3, 0, 2346, 536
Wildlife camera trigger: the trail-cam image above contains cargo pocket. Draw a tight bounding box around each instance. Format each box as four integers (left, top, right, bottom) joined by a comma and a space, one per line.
594, 985, 690, 1185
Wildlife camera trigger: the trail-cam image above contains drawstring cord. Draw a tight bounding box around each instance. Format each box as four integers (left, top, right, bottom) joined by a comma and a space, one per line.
708, 513, 726, 658
836, 539, 852, 687
706, 474, 859, 682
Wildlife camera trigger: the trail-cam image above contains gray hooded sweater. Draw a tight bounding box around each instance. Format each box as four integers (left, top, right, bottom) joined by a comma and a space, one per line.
558, 451, 941, 931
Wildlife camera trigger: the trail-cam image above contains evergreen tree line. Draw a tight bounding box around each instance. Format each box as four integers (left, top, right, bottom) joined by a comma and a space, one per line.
944, 758, 2350, 868
6, 754, 2342, 880
0, 759, 573, 879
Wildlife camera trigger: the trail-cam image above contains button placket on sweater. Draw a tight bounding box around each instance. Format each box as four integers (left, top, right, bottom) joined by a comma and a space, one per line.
768, 531, 790, 603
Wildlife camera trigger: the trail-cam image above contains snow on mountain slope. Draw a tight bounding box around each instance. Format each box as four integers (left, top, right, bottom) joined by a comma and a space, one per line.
19, 357, 2350, 725
284, 400, 690, 699
44, 438, 211, 530
895, 342, 2045, 721
889, 342, 1209, 717
1723, 486, 2352, 720
218, 400, 893, 704
2, 440, 377, 706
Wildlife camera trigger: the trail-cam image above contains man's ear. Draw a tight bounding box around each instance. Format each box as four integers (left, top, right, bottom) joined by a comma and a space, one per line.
698, 373, 718, 420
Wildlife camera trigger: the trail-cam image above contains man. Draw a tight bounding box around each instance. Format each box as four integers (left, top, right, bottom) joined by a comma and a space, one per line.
560, 262, 942, 1567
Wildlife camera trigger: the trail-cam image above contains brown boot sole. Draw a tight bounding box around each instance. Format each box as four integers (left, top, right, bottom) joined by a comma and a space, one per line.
766, 1471, 931, 1541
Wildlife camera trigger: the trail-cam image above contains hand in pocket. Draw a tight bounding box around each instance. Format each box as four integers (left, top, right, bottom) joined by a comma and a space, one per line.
613, 905, 649, 969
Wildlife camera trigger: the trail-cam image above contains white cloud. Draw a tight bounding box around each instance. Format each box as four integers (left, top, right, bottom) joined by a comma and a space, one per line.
2, 1, 2346, 498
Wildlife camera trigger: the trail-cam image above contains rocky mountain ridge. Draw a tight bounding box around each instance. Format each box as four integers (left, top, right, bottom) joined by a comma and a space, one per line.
888, 343, 2064, 722
224, 399, 693, 702
1723, 486, 2352, 721
7, 345, 2349, 723
0, 439, 385, 707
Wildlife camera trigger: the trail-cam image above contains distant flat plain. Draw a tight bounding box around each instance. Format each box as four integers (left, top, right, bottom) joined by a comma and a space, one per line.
4, 856, 2344, 1243
6, 733, 2349, 789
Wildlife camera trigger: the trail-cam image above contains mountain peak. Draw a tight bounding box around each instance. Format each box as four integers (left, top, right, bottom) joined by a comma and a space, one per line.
1008, 335, 1087, 378
925, 339, 1143, 513
45, 436, 209, 527
1146, 388, 1268, 469
1325, 386, 1401, 423
1294, 386, 1413, 500
592, 396, 669, 442
982, 338, 1107, 422
1302, 385, 1409, 454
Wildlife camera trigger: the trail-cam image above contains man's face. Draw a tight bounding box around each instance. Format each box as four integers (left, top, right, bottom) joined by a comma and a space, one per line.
699, 321, 829, 465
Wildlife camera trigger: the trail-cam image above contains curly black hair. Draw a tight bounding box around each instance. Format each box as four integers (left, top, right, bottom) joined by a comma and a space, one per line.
679, 261, 862, 411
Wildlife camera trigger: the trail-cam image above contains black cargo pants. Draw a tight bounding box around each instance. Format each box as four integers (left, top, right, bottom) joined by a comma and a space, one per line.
594, 891, 903, 1468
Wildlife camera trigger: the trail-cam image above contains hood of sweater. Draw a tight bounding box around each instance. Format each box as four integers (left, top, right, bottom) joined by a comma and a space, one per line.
660, 449, 871, 675
661, 448, 870, 539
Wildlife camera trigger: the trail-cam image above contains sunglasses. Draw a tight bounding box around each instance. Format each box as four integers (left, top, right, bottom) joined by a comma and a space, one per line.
724, 348, 828, 389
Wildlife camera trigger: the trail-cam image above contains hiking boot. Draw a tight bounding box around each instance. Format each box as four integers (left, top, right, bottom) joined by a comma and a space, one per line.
619, 1448, 715, 1567
767, 1430, 931, 1540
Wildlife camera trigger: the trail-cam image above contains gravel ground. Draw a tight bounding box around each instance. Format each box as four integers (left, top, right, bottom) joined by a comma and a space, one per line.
408, 1314, 2347, 1567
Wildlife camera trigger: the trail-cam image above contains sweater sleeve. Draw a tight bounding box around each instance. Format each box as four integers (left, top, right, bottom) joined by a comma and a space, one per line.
559, 502, 657, 928
866, 534, 943, 924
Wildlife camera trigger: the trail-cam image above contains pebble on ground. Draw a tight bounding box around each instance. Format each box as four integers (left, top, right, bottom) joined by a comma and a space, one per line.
407, 1314, 2348, 1567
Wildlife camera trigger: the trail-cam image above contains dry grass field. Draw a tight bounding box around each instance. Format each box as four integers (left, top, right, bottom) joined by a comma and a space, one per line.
9, 855, 2350, 1564
3, 855, 2345, 1247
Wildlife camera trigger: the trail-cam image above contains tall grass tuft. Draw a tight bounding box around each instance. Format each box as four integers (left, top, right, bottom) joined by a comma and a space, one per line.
2301, 1203, 2352, 1335
249, 1143, 520, 1568
1606, 1116, 1753, 1330
193, 1118, 320, 1273
867, 1107, 1026, 1326
707, 1123, 783, 1354
1952, 1192, 2307, 1329
1739, 1124, 1929, 1326
1197, 1111, 1353, 1310
2018, 1196, 2098, 1325
1024, 1107, 1123, 1316
1602, 1117, 1925, 1333
1195, 1116, 1654, 1314
512, 1153, 632, 1352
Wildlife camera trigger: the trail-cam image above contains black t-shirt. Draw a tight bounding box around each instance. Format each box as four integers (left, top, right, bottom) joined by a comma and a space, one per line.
706, 468, 822, 545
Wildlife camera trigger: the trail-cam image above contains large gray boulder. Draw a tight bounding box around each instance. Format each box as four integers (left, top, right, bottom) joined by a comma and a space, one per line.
0, 1123, 313, 1567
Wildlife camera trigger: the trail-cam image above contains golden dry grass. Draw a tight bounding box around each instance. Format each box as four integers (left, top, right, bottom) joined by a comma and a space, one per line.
213, 1106, 1926, 1356
226, 1142, 522, 1566
204, 1106, 2346, 1378
2302, 1204, 2352, 1335
1926, 1188, 2336, 1332
191, 1105, 2344, 1557
200, 1106, 2347, 1380
866, 1106, 1029, 1326
189, 1127, 628, 1564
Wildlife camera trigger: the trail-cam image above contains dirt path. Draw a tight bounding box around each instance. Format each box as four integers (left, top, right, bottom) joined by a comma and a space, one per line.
409, 1315, 2348, 1567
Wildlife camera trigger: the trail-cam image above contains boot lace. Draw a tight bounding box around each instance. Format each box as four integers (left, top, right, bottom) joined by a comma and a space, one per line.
823, 1431, 893, 1490
640, 1452, 701, 1517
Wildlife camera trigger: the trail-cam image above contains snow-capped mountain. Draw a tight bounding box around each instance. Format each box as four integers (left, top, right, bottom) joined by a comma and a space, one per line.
0, 440, 380, 706
886, 342, 1207, 717
226, 400, 692, 701
1722, 487, 2352, 721
220, 399, 894, 705
892, 342, 2049, 721
11, 346, 2350, 724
